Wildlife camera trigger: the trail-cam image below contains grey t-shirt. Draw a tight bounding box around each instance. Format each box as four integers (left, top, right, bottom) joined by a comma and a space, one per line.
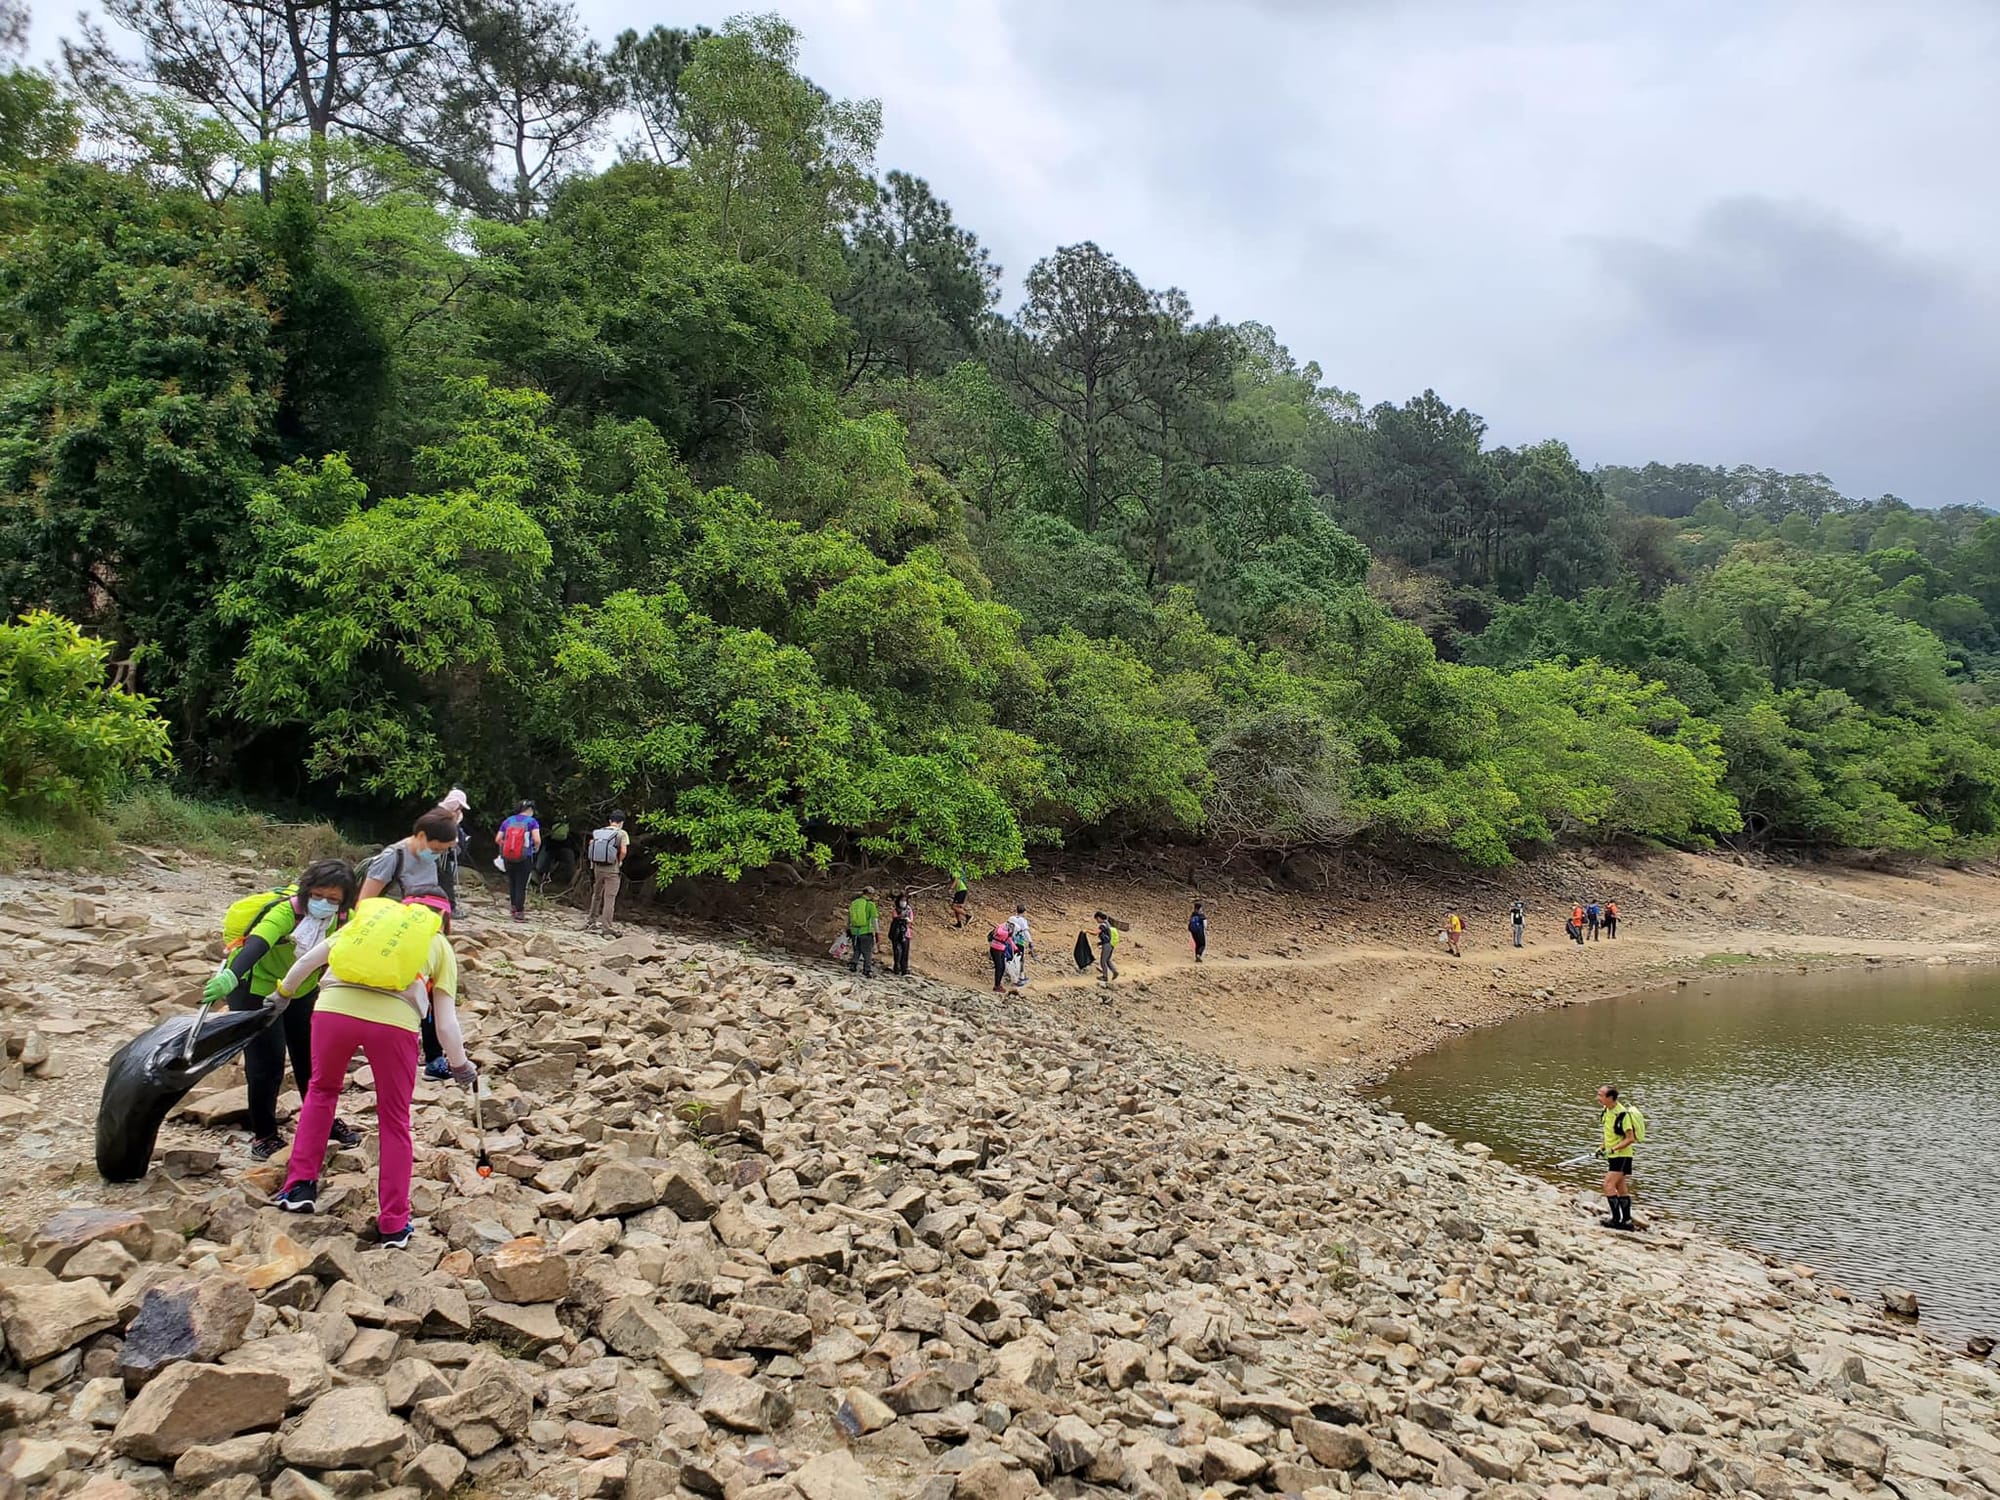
365, 841, 445, 900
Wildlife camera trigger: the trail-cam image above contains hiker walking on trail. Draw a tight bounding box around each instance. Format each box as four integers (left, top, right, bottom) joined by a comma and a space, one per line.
358, 810, 458, 905
1568, 903, 1586, 945
1510, 898, 1526, 949
434, 789, 471, 916
847, 886, 881, 978
273, 894, 475, 1248
204, 860, 362, 1161
987, 918, 1014, 993
1189, 901, 1208, 962
950, 868, 970, 929
1007, 904, 1034, 990
1597, 1083, 1643, 1231
1603, 900, 1619, 939
1095, 911, 1119, 988
1444, 910, 1465, 958
888, 889, 914, 976
496, 802, 542, 922
1585, 901, 1602, 941
583, 811, 630, 937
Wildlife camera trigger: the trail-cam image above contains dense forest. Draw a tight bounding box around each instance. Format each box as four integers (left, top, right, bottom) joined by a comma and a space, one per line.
3, 1, 1997, 877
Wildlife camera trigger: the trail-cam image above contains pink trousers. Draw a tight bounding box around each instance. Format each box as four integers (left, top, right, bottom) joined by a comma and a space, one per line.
282, 1010, 421, 1234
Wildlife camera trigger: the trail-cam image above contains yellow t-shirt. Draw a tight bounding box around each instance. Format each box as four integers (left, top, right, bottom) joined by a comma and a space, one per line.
1447, 914, 1464, 933
317, 934, 457, 1033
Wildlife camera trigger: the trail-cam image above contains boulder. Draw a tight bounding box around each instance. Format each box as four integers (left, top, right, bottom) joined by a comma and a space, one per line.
1819, 1426, 1888, 1478
696, 1371, 790, 1433
119, 1275, 256, 1385
110, 1363, 288, 1461
0, 1278, 118, 1367
476, 1237, 569, 1304
172, 1434, 279, 1485
834, 1388, 896, 1438
472, 1301, 565, 1353
1293, 1417, 1368, 1470
31, 1207, 152, 1273
656, 1162, 720, 1221
765, 1227, 845, 1273
599, 1298, 687, 1362
402, 1442, 468, 1498
281, 1387, 410, 1469
574, 1161, 660, 1220
1882, 1287, 1920, 1317
412, 1350, 537, 1457
793, 1448, 879, 1500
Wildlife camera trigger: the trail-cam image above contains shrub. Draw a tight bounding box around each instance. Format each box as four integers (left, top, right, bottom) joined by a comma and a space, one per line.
0, 612, 173, 819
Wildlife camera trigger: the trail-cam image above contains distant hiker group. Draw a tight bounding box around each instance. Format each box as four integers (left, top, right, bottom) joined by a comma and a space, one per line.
1565, 899, 1619, 944
833, 883, 1223, 1003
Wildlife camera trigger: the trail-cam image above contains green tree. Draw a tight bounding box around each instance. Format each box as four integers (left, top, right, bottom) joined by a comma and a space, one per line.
0, 610, 173, 817
838, 170, 996, 386
1000, 242, 1152, 533
679, 13, 880, 288
0, 165, 282, 733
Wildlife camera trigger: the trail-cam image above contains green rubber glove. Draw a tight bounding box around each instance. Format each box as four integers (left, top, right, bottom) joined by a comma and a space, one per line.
202, 969, 237, 1004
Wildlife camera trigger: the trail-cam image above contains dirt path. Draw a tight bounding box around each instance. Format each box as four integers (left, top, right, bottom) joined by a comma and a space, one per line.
666, 844, 2000, 1083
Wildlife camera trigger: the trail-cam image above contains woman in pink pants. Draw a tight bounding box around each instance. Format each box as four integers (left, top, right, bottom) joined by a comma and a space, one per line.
270, 894, 474, 1247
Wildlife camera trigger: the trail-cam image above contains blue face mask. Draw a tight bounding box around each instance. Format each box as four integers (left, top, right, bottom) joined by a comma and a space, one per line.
415, 847, 440, 866
306, 897, 339, 919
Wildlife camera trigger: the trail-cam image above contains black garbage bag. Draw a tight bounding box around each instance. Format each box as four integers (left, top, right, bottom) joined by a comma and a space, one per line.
95, 1005, 278, 1182
1073, 931, 1095, 971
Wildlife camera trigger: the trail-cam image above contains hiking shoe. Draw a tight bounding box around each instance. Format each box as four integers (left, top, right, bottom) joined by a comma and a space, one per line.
424, 1057, 452, 1081
248, 1133, 286, 1162
274, 1181, 318, 1214
369, 1223, 415, 1250
329, 1118, 364, 1149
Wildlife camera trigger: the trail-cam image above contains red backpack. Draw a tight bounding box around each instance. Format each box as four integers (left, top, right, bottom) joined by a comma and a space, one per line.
500, 820, 530, 861
989, 924, 1011, 952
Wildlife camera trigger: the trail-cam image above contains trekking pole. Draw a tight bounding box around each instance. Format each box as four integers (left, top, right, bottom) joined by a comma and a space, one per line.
1555, 1149, 1601, 1169
472, 1079, 492, 1178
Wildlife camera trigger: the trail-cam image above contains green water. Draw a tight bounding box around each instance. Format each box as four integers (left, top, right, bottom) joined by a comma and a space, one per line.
1375, 966, 2000, 1346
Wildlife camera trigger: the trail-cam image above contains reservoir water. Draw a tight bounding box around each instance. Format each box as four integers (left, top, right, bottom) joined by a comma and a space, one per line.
1374, 965, 2000, 1347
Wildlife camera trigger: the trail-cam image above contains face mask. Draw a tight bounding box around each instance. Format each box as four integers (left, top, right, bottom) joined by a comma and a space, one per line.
306, 897, 339, 919
416, 847, 440, 866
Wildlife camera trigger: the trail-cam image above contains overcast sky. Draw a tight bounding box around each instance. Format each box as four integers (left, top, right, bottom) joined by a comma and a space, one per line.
31, 0, 2000, 504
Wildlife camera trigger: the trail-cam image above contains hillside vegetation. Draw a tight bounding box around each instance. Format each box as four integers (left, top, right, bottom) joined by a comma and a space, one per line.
2, 3, 1996, 876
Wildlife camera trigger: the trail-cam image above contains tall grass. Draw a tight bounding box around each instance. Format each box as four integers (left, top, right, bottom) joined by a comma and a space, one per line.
0, 786, 362, 873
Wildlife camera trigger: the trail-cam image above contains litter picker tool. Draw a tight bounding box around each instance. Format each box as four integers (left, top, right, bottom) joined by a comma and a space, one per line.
472, 1076, 493, 1178
1556, 1149, 1601, 1169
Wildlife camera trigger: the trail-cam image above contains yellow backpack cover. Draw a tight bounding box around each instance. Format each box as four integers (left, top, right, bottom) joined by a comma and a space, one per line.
222, 886, 296, 953
328, 898, 439, 991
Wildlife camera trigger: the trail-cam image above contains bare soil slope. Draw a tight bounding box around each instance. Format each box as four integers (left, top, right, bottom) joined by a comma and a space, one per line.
665, 847, 2000, 1082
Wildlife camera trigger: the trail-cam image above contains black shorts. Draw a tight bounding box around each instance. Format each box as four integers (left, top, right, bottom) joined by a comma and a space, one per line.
1605, 1156, 1633, 1174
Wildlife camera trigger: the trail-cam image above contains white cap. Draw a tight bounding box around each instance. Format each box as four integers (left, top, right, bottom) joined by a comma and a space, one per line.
440, 787, 470, 812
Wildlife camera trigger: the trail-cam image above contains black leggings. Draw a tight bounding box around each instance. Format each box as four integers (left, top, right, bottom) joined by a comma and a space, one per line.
506, 858, 533, 914
889, 926, 910, 975
990, 949, 1008, 989
227, 986, 315, 1139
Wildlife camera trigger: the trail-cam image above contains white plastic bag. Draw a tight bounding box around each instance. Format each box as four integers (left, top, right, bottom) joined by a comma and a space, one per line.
829, 933, 852, 961
492, 855, 506, 872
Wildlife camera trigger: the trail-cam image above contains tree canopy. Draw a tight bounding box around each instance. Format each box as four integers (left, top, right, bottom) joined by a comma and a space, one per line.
2, 2, 1993, 871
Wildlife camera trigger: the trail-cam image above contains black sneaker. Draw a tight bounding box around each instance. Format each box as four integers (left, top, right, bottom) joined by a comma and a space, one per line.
369, 1223, 414, 1250
329, 1118, 364, 1149
274, 1181, 318, 1214
249, 1133, 286, 1162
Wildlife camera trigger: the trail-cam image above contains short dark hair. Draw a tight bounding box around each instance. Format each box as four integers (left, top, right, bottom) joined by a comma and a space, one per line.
1599, 1084, 1619, 1100
297, 859, 357, 908
517, 800, 536, 814
414, 808, 458, 843
1093, 910, 1107, 920
609, 808, 626, 823
1014, 903, 1025, 914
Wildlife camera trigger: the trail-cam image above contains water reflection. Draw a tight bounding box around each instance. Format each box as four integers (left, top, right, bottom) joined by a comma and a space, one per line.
1375, 966, 2000, 1345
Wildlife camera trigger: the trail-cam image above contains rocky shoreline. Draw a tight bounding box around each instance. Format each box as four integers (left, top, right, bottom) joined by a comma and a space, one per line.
2, 869, 1997, 1500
